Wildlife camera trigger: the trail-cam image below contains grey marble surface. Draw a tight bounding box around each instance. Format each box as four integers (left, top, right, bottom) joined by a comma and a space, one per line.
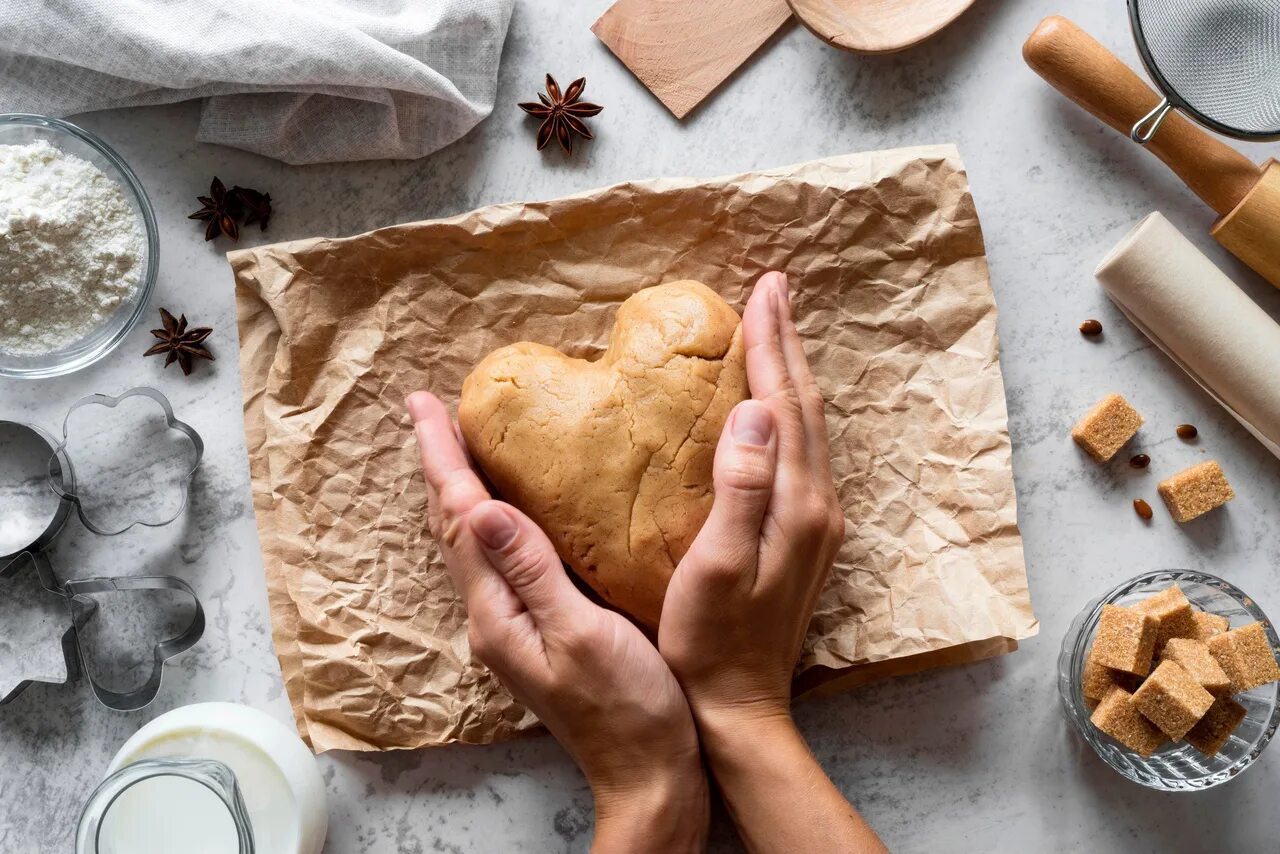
3, 1, 1280, 851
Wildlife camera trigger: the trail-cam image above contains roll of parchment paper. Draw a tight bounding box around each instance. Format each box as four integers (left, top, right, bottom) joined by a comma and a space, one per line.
1095, 212, 1280, 458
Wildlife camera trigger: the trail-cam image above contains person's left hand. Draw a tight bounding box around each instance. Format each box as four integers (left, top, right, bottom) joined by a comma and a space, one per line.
407, 391, 708, 852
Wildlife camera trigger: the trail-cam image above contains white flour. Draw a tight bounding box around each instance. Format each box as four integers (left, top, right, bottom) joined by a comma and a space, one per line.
0, 140, 145, 356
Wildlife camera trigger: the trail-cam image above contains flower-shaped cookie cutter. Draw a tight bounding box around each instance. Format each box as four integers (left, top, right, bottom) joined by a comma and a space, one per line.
0, 388, 206, 710
48, 387, 204, 536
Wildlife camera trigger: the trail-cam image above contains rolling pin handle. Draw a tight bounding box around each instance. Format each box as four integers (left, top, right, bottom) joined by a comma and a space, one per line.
1131, 99, 1172, 145
1024, 15, 1261, 216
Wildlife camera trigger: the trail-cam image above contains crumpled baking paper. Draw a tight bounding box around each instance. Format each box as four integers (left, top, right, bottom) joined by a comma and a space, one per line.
229, 144, 1038, 752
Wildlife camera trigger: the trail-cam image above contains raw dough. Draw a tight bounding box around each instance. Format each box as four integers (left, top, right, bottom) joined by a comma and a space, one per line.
459, 281, 747, 628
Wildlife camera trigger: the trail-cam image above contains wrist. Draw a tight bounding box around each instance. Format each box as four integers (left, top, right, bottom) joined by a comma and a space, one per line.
591, 751, 708, 853
691, 705, 889, 853
694, 702, 798, 768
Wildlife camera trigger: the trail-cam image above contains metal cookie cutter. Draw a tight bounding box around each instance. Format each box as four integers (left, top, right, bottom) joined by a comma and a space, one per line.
0, 388, 206, 711
51, 387, 205, 536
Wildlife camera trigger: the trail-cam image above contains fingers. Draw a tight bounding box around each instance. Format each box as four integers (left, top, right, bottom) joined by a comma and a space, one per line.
407, 393, 591, 673
407, 391, 495, 608
469, 501, 586, 632
742, 275, 807, 466
453, 421, 474, 467
685, 400, 778, 587
743, 273, 832, 480
742, 273, 795, 405
771, 274, 833, 472
407, 392, 489, 523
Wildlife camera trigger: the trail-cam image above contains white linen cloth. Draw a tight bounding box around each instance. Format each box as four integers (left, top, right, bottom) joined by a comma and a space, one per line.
0, 0, 514, 164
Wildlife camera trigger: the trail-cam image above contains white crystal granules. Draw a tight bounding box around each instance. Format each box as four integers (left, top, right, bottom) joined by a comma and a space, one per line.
0, 139, 145, 355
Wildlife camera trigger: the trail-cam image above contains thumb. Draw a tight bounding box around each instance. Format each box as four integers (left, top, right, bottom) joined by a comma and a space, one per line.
469, 500, 585, 629
689, 401, 778, 578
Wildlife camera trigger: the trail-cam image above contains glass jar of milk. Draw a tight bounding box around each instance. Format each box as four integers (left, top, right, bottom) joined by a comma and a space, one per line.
76, 702, 327, 854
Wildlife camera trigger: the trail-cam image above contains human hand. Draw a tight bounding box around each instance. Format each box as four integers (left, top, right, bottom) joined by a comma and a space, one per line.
658, 270, 844, 733
407, 392, 708, 851
655, 272, 883, 853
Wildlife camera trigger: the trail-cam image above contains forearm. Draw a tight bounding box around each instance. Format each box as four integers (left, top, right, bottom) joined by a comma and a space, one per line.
591, 759, 709, 853
699, 710, 886, 854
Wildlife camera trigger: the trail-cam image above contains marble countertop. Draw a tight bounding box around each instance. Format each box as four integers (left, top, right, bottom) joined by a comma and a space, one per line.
3, 1, 1280, 851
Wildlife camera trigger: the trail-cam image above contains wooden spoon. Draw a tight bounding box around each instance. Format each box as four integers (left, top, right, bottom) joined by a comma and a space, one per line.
788, 0, 977, 54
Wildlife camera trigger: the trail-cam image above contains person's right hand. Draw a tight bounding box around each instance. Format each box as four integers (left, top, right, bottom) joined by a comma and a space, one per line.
658, 271, 886, 854
658, 269, 844, 728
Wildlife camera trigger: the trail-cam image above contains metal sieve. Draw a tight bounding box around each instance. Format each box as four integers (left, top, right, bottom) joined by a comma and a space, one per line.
1128, 0, 1280, 143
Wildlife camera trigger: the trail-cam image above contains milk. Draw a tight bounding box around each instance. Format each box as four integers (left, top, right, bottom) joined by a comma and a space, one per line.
98, 774, 240, 854
79, 703, 327, 854
106, 728, 299, 853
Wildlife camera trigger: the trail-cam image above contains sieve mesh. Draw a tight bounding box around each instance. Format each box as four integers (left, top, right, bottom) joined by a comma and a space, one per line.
1131, 0, 1280, 138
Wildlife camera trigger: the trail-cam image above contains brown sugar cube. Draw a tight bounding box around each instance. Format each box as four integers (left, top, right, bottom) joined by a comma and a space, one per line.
1090, 687, 1167, 757
1082, 651, 1139, 705
1161, 638, 1232, 695
1071, 393, 1143, 462
1193, 610, 1230, 641
1186, 696, 1248, 757
1082, 656, 1114, 706
1207, 622, 1280, 693
1157, 460, 1234, 523
1132, 660, 1215, 740
1093, 604, 1159, 676
1133, 585, 1198, 653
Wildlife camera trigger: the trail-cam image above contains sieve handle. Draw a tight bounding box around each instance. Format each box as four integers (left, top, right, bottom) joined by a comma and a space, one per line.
1023, 15, 1260, 217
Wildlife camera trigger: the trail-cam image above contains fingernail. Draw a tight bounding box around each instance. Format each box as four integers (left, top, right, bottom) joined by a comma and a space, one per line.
406, 393, 431, 424
471, 504, 518, 550
732, 402, 774, 447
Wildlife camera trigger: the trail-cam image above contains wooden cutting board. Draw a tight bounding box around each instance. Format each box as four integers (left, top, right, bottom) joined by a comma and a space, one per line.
592, 0, 793, 119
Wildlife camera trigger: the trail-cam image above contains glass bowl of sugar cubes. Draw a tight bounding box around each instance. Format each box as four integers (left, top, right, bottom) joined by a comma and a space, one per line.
1060, 570, 1280, 790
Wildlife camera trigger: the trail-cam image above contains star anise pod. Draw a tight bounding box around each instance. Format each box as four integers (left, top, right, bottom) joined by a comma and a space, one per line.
188, 177, 241, 242
144, 308, 215, 376
519, 75, 603, 156
231, 186, 273, 231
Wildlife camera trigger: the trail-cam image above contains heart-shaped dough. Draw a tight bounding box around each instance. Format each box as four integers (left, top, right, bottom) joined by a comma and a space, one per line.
459, 281, 747, 628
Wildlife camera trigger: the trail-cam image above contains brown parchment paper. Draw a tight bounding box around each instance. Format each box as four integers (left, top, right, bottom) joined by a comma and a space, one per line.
230, 145, 1038, 752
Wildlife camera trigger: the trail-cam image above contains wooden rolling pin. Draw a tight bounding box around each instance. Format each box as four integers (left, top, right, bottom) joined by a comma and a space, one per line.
1024, 16, 1280, 289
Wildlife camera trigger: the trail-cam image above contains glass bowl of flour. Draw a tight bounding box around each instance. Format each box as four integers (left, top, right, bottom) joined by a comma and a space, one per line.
0, 114, 158, 378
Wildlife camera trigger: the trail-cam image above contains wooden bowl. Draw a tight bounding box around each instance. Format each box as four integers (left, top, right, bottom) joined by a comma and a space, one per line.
787, 0, 976, 54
